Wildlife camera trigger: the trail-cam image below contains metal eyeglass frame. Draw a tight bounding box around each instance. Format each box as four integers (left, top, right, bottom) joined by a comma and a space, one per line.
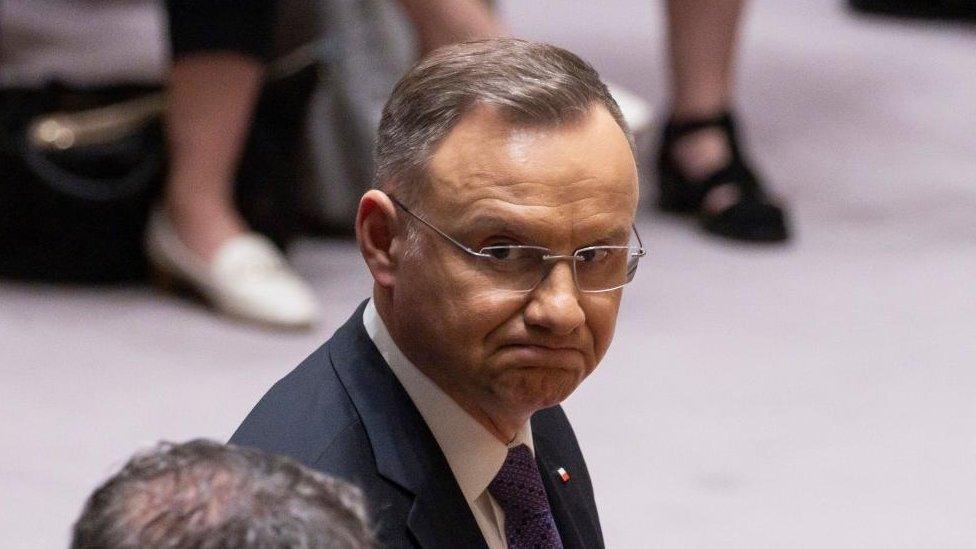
389, 195, 646, 293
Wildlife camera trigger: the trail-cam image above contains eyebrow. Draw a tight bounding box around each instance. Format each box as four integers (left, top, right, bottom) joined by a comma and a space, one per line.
590, 225, 632, 245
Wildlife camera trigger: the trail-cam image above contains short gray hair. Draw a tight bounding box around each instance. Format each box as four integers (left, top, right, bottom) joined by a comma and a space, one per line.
374, 38, 634, 200
71, 440, 373, 549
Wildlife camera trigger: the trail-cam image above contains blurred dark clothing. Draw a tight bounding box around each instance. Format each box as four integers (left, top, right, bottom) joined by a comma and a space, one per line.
850, 0, 976, 21
166, 0, 277, 61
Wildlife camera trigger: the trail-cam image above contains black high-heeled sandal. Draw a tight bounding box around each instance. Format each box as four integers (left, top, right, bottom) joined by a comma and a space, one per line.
656, 112, 790, 243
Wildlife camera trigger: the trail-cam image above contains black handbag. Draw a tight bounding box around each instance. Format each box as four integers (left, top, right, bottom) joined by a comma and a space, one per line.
0, 83, 165, 282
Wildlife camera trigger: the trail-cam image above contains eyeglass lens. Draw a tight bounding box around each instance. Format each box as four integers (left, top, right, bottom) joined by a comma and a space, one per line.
478, 246, 640, 292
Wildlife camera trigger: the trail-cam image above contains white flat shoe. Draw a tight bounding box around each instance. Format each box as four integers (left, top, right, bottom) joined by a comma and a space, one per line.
146, 210, 320, 329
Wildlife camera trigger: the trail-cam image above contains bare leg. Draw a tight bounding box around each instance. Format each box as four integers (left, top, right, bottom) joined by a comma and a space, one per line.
395, 0, 506, 55
667, 0, 744, 120
163, 52, 262, 261
665, 0, 745, 210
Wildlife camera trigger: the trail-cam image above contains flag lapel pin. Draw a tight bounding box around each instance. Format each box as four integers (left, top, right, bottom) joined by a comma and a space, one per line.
556, 467, 570, 483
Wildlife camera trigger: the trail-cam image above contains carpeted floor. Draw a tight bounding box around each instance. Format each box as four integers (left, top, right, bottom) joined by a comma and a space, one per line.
2, 1, 974, 546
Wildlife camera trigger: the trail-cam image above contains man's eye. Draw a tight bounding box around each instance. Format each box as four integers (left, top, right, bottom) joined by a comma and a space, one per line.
578, 248, 609, 263
483, 247, 514, 260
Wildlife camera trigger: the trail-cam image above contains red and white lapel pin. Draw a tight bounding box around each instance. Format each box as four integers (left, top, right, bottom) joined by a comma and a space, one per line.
556, 467, 570, 483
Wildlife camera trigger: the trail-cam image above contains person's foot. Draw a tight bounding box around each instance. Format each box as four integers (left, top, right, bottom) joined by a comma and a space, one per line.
163, 198, 248, 262
655, 111, 790, 243
146, 206, 320, 329
668, 126, 742, 214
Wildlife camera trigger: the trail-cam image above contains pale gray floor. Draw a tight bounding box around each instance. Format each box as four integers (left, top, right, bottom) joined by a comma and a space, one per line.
2, 1, 976, 547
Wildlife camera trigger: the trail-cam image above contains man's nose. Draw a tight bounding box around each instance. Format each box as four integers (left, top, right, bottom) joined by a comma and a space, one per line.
524, 262, 585, 335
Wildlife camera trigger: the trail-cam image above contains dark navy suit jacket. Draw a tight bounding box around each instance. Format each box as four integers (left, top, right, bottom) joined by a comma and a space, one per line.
230, 302, 604, 548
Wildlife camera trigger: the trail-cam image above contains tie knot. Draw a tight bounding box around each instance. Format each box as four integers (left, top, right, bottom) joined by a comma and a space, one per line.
488, 444, 549, 513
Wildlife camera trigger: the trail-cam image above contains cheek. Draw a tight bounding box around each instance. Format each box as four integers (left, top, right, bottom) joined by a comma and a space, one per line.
450, 288, 525, 346
425, 272, 527, 363
584, 294, 621, 364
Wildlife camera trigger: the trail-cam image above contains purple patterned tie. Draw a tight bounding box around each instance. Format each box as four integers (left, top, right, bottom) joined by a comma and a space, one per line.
488, 444, 564, 549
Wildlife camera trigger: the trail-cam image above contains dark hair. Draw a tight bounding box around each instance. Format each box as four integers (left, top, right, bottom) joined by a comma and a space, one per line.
374, 38, 634, 199
71, 440, 373, 549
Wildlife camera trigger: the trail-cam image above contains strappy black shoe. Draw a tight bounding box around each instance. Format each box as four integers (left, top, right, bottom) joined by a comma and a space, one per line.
656, 112, 790, 243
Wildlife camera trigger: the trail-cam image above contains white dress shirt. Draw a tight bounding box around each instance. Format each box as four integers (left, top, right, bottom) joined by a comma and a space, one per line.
363, 300, 533, 549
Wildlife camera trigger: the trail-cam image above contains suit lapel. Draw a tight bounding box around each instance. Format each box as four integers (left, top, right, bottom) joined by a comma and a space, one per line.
330, 302, 487, 549
533, 424, 601, 549
407, 470, 488, 549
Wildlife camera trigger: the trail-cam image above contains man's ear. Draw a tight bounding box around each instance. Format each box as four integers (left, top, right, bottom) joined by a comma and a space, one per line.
356, 190, 399, 288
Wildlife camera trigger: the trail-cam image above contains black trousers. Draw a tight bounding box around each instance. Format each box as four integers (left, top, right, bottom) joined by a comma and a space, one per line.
165, 0, 276, 61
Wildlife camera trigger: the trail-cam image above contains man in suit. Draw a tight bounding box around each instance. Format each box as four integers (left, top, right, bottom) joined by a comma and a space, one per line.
231, 38, 645, 548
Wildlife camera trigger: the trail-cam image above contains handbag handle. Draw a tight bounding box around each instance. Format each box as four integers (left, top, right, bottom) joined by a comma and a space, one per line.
27, 94, 164, 151
14, 94, 165, 202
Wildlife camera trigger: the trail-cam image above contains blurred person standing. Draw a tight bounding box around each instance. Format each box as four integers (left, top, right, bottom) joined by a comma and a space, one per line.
0, 0, 320, 326
655, 0, 790, 242
0, 0, 520, 329
150, 0, 513, 329
148, 0, 321, 329
71, 439, 373, 549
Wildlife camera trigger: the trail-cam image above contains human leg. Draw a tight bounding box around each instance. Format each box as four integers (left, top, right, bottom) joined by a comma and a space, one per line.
150, 0, 318, 327
163, 53, 260, 260
660, 0, 789, 241
666, 0, 742, 183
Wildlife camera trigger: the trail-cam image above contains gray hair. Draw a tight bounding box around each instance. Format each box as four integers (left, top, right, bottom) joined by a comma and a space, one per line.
70, 440, 373, 549
374, 38, 634, 201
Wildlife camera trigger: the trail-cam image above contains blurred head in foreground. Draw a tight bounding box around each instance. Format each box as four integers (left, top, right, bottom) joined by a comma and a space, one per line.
71, 439, 372, 549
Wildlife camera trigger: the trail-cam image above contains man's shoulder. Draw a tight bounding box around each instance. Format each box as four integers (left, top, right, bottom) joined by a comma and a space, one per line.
229, 320, 418, 544
229, 337, 365, 468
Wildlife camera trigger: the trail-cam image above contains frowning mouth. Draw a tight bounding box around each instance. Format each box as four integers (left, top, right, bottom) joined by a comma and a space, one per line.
502, 342, 582, 351
497, 344, 584, 361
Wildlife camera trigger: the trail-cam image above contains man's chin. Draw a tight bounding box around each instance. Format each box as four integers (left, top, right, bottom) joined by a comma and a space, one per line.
497, 367, 583, 412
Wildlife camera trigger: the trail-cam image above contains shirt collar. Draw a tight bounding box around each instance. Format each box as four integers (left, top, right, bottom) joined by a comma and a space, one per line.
363, 299, 534, 504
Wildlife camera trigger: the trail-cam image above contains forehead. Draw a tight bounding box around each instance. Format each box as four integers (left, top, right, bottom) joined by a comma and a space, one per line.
423, 104, 639, 237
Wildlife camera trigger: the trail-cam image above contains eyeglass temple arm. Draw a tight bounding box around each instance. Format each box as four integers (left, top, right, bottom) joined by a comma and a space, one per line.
389, 195, 491, 259
632, 223, 646, 256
